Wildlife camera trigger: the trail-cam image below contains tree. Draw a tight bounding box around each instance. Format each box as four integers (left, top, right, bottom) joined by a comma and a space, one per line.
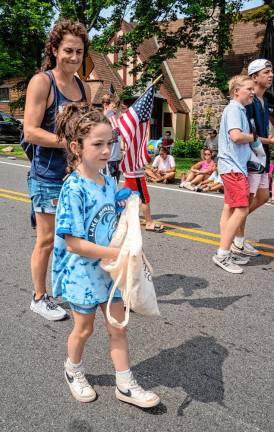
0, 0, 53, 108
0, 0, 53, 79
0, 0, 244, 103
91, 0, 244, 95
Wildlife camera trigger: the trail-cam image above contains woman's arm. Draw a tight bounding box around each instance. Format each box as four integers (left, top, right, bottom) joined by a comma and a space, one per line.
190, 161, 202, 173
23, 74, 65, 148
65, 235, 119, 261
199, 161, 216, 174
161, 167, 176, 174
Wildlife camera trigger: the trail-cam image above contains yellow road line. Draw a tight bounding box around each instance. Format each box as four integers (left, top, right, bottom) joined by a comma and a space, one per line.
165, 230, 219, 246
162, 221, 220, 238
1, 188, 274, 255
153, 220, 274, 251
165, 230, 274, 258
0, 193, 30, 203
0, 188, 28, 197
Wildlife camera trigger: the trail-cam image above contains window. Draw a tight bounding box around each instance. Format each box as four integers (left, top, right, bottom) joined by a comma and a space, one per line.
163, 112, 172, 127
0, 87, 9, 102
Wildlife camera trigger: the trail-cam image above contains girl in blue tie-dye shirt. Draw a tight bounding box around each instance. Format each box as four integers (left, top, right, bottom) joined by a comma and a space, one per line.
52, 103, 160, 409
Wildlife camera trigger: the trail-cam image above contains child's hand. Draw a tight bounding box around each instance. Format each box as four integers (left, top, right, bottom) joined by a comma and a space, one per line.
115, 187, 140, 214
117, 200, 127, 209
109, 247, 120, 261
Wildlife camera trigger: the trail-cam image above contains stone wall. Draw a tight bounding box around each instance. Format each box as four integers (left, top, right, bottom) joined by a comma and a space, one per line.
192, 10, 228, 132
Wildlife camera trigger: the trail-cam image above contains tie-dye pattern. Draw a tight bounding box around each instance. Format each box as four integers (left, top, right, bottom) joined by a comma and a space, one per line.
52, 171, 122, 305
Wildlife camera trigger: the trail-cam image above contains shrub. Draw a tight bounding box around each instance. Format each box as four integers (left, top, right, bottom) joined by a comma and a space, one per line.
172, 137, 203, 158
172, 117, 203, 158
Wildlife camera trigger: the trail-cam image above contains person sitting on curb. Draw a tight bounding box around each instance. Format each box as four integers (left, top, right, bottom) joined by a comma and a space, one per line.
179, 148, 216, 190
196, 170, 224, 193
145, 146, 176, 184
203, 129, 218, 160
161, 130, 174, 153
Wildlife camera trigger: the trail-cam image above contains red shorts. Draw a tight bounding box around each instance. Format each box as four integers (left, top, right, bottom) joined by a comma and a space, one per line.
221, 173, 249, 208
124, 176, 150, 204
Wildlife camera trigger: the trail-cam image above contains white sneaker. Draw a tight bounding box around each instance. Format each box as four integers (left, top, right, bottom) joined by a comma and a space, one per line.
116, 371, 160, 408
231, 253, 250, 265
179, 181, 186, 188
212, 254, 243, 274
30, 293, 67, 321
183, 182, 196, 191
231, 241, 260, 257
64, 361, 97, 403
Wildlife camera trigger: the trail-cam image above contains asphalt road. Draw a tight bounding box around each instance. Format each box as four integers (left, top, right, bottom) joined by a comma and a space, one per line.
0, 156, 274, 432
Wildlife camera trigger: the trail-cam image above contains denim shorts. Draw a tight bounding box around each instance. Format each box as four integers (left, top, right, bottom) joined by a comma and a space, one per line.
69, 298, 123, 315
28, 176, 63, 214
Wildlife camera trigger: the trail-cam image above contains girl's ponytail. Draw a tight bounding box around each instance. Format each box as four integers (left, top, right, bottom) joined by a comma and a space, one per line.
55, 103, 110, 174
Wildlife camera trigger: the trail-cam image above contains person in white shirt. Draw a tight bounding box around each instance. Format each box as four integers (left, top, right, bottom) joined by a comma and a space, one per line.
145, 146, 176, 183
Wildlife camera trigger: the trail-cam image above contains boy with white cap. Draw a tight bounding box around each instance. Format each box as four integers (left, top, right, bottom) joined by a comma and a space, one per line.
213, 75, 256, 274
232, 59, 274, 257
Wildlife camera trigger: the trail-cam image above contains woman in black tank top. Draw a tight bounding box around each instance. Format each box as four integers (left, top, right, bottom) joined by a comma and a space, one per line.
23, 20, 91, 321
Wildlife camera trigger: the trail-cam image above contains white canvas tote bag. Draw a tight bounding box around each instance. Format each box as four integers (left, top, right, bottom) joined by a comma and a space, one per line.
100, 194, 160, 329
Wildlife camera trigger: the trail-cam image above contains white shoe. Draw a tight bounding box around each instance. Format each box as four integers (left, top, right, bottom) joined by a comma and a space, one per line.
30, 293, 67, 321
231, 241, 259, 257
183, 182, 196, 191
212, 254, 243, 274
179, 181, 186, 188
64, 361, 97, 403
231, 253, 250, 265
116, 371, 160, 408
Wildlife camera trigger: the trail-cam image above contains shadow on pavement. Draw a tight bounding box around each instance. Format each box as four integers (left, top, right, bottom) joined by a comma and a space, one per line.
245, 254, 274, 266
259, 238, 274, 246
158, 294, 251, 311
153, 273, 208, 297
160, 220, 202, 229
151, 213, 178, 219
88, 336, 227, 416
67, 419, 93, 431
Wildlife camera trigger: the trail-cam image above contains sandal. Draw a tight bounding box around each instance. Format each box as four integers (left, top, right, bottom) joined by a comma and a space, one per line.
145, 223, 165, 233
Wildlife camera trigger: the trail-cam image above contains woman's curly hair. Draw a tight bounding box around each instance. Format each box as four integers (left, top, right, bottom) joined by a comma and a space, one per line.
41, 20, 89, 71
56, 103, 111, 174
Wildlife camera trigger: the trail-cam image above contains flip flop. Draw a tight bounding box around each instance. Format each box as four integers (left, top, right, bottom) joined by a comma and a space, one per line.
145, 223, 165, 233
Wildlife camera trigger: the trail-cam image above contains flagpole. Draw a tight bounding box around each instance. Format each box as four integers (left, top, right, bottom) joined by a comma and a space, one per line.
151, 74, 163, 87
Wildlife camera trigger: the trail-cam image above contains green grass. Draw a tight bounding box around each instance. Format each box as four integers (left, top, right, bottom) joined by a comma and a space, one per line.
0, 144, 27, 159
174, 157, 199, 179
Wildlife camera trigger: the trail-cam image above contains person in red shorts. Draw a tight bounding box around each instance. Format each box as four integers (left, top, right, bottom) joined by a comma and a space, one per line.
124, 173, 165, 232
213, 75, 258, 274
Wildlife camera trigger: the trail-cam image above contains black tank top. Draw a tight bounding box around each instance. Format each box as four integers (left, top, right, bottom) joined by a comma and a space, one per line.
30, 70, 87, 182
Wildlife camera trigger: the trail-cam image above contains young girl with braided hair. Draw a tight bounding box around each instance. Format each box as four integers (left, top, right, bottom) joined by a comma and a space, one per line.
52, 103, 160, 408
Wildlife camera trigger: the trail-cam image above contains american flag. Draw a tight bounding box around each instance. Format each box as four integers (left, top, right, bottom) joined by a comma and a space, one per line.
118, 85, 154, 176
108, 113, 119, 130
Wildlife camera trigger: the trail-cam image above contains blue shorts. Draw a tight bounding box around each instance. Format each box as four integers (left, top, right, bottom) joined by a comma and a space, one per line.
69, 298, 123, 315
28, 176, 63, 214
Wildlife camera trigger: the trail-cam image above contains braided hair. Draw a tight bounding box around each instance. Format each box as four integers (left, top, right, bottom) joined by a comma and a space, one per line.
55, 103, 111, 174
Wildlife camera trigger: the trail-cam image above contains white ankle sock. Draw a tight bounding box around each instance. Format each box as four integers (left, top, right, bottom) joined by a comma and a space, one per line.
65, 357, 83, 372
217, 249, 230, 257
234, 236, 244, 248
116, 369, 131, 381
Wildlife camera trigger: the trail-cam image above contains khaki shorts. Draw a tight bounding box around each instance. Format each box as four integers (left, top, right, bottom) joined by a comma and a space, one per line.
248, 173, 269, 195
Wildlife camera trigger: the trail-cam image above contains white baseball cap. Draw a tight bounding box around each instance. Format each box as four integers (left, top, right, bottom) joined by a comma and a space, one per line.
248, 59, 272, 76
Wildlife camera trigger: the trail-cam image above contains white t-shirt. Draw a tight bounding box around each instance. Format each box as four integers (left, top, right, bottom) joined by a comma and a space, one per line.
152, 155, 175, 172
